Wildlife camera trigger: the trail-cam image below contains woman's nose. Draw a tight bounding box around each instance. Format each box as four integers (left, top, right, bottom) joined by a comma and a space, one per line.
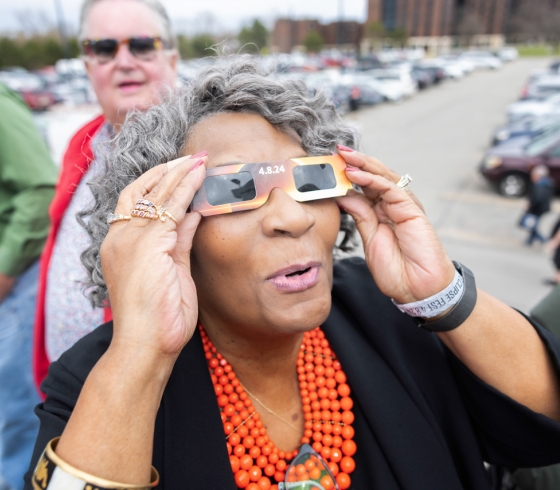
260, 188, 315, 238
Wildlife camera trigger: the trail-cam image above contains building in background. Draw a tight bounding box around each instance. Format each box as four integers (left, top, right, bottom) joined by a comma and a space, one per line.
271, 19, 362, 54
367, 0, 454, 36
363, 0, 509, 55
273, 0, 560, 56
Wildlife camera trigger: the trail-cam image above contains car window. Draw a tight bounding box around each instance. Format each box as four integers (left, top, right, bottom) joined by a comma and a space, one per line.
526, 131, 560, 156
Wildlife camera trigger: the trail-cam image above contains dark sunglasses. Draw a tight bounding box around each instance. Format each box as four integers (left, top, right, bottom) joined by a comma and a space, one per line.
191, 155, 352, 217
81, 37, 165, 63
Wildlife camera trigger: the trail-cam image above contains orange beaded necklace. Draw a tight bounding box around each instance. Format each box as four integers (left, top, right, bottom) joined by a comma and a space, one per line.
200, 325, 357, 490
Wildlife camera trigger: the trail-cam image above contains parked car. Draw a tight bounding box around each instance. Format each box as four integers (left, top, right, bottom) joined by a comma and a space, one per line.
507, 92, 560, 122
346, 83, 384, 109
459, 51, 502, 70
364, 69, 418, 98
491, 115, 560, 146
521, 74, 560, 100
355, 56, 384, 72
480, 128, 560, 197
0, 69, 57, 111
495, 47, 519, 62
343, 73, 405, 103
411, 66, 434, 89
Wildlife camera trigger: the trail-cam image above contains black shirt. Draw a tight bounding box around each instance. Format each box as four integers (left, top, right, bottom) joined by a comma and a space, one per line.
25, 258, 560, 489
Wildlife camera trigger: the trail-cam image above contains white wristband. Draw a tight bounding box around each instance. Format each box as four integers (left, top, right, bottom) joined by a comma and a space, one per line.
392, 268, 464, 319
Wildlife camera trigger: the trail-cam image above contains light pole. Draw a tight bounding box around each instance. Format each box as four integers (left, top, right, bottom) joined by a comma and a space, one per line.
53, 0, 70, 58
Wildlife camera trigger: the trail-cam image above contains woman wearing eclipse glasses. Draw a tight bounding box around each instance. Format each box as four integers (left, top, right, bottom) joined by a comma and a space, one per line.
32, 0, 178, 391
27, 57, 560, 490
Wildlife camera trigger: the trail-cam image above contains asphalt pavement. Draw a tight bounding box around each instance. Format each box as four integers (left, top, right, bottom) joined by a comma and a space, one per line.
346, 57, 559, 313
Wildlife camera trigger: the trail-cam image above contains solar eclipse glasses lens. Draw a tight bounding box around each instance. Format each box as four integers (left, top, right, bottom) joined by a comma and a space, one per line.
192, 155, 352, 217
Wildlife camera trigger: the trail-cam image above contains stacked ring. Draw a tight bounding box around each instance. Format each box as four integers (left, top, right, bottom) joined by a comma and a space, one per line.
130, 199, 178, 225
107, 213, 132, 225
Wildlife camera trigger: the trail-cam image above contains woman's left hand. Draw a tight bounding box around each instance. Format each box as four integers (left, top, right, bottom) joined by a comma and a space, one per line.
336, 146, 455, 305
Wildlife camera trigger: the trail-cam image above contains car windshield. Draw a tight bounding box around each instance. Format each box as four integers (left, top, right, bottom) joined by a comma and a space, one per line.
525, 129, 560, 156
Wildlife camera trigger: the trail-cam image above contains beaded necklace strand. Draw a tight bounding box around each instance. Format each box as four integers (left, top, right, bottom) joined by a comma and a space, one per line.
200, 325, 357, 490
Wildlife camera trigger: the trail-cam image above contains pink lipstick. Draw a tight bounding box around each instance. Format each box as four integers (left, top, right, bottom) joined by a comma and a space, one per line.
266, 262, 321, 292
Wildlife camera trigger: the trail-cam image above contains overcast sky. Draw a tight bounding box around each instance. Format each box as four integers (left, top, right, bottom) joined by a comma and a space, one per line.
0, 0, 368, 35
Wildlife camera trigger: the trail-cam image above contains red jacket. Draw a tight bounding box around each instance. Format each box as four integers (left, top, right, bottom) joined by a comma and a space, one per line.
33, 115, 112, 393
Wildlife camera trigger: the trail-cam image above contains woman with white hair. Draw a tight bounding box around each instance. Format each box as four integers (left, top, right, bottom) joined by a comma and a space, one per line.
25, 57, 560, 490
32, 0, 178, 390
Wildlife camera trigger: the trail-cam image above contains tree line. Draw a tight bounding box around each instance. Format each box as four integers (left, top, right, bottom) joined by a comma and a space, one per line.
0, 19, 272, 71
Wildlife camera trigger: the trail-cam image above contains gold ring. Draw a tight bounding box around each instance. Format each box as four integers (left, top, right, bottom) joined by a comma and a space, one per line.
107, 213, 132, 224
130, 199, 178, 225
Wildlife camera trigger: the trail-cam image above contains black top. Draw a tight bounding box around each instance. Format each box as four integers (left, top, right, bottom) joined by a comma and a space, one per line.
528, 178, 554, 217
25, 258, 560, 490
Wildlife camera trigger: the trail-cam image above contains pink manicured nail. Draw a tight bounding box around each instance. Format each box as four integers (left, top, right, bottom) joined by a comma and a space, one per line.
191, 159, 205, 171
345, 165, 359, 172
337, 144, 354, 152
191, 150, 208, 159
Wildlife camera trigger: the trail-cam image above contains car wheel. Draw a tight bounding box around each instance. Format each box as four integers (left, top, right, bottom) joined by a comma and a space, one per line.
498, 173, 529, 198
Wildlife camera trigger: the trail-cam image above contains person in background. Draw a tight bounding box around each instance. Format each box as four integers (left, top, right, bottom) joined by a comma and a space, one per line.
519, 165, 554, 246
33, 0, 178, 390
0, 83, 57, 490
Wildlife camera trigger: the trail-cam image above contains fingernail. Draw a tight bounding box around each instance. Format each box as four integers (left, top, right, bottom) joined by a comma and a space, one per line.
345, 165, 359, 172
191, 159, 205, 171
337, 144, 354, 152
191, 150, 208, 159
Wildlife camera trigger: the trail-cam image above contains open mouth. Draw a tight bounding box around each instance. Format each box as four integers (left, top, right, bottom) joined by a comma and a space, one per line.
285, 267, 311, 277
118, 81, 143, 90
267, 263, 321, 292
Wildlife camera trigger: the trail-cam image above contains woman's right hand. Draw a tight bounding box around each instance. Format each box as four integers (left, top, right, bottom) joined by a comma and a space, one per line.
100, 155, 207, 359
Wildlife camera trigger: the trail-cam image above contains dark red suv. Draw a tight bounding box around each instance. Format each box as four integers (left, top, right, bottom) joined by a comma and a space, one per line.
480, 129, 560, 197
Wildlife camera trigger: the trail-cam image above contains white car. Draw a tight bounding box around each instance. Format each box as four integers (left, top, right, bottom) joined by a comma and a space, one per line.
496, 47, 519, 62
421, 58, 464, 79
459, 51, 502, 70
439, 55, 475, 75
523, 75, 560, 100
507, 93, 560, 122
341, 73, 405, 103
363, 69, 417, 98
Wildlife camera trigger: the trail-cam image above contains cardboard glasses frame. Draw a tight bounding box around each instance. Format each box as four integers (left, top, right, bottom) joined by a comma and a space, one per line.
191, 155, 352, 217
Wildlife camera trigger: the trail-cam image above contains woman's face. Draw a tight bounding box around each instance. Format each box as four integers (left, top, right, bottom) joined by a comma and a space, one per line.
83, 0, 177, 127
187, 113, 340, 336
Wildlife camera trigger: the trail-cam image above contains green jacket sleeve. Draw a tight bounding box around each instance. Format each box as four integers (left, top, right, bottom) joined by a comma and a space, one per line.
0, 84, 58, 276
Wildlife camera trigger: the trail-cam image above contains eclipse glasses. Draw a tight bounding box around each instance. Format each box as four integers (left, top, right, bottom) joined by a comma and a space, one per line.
191, 155, 352, 217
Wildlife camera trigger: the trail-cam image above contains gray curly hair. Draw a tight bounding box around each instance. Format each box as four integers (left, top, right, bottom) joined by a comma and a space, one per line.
79, 56, 358, 308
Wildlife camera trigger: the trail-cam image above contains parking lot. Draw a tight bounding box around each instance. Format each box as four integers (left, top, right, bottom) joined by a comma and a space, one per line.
34, 56, 559, 313
348, 57, 559, 312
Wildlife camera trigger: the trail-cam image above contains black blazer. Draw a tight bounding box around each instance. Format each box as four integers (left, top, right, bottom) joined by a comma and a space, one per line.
25, 258, 560, 490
